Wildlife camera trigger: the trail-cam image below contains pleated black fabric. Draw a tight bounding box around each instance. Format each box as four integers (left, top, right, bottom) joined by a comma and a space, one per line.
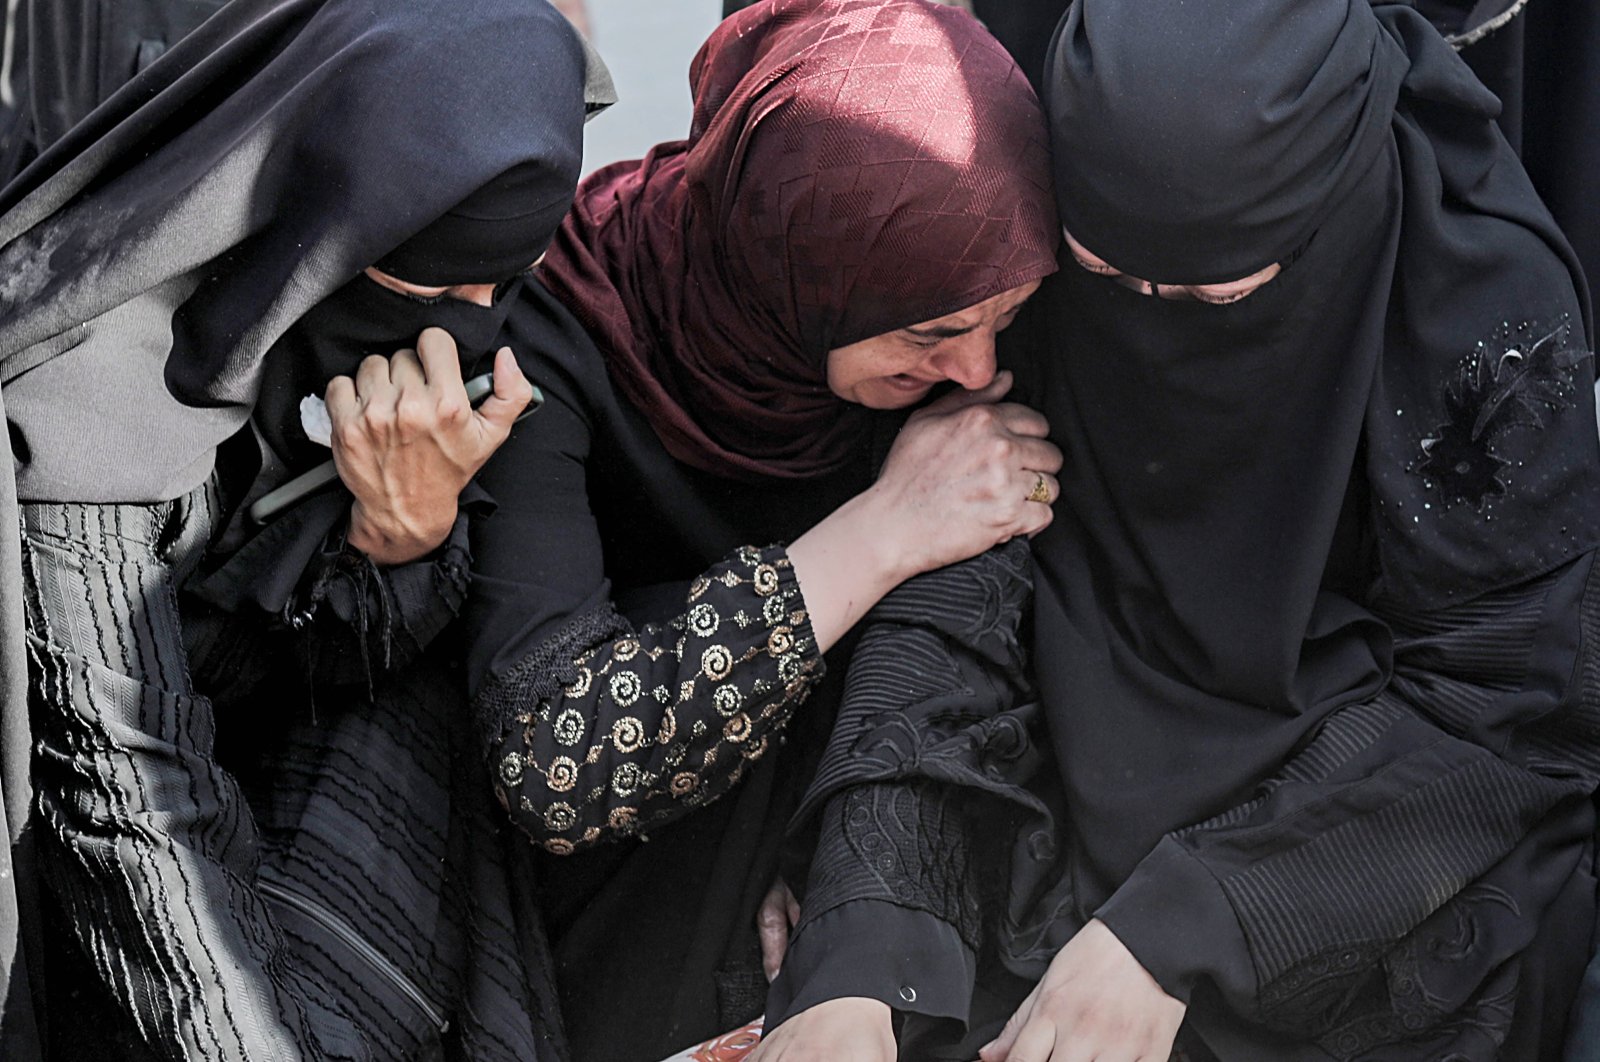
1007, 0, 1600, 1055
1032, 0, 1597, 935
773, 2, 1600, 1057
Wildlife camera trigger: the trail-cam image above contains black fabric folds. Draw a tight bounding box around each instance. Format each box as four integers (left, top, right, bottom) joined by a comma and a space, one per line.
0, 0, 605, 1052
0, 0, 600, 503
1029, 0, 1598, 914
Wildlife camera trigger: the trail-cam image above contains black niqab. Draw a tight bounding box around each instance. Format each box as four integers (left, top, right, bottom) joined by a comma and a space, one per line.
1024, 0, 1598, 917
0, 0, 603, 503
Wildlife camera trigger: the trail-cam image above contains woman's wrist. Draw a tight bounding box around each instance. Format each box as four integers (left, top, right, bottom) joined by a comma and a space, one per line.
788, 490, 919, 653
347, 499, 457, 565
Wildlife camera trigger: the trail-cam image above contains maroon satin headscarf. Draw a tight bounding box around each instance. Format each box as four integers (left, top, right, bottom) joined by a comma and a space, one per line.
541, 0, 1059, 480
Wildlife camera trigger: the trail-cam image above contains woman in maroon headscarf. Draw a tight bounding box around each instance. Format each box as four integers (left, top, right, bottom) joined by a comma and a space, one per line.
323, 0, 1060, 1057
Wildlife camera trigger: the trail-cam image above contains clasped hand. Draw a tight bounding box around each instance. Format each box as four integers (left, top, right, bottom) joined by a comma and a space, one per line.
981, 919, 1186, 1062
326, 327, 535, 564
869, 371, 1063, 579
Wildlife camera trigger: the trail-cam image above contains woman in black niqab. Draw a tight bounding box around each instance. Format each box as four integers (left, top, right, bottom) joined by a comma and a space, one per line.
769, 1, 1600, 1059
0, 0, 606, 1057
994, 0, 1600, 1057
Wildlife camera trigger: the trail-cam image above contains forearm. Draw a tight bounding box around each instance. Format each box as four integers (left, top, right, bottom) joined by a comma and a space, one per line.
480, 544, 825, 852
786, 487, 913, 653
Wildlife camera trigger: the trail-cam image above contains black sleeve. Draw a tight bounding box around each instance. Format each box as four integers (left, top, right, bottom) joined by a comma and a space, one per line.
464, 361, 825, 854
1096, 553, 1600, 1051
284, 491, 486, 688
765, 542, 1059, 1029
765, 783, 980, 1030
185, 472, 487, 694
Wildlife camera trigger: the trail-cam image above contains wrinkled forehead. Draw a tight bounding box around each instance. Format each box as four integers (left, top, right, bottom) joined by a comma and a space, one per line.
1044, 0, 1392, 284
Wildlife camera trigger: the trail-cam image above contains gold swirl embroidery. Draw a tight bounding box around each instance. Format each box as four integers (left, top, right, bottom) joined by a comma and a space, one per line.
614, 638, 641, 662
766, 626, 794, 655
553, 707, 587, 747
702, 644, 734, 680
752, 564, 780, 596
609, 669, 642, 707
657, 708, 678, 744
724, 713, 753, 743
499, 752, 525, 787
567, 666, 593, 698
612, 716, 647, 752
671, 772, 699, 796
609, 806, 638, 829
544, 838, 575, 856
612, 762, 642, 797
547, 756, 579, 793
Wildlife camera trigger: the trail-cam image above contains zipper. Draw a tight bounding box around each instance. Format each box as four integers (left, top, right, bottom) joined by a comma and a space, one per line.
259, 879, 450, 1034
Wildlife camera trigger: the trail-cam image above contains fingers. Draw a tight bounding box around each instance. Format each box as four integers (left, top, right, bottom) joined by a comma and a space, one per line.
1014, 435, 1064, 475
758, 881, 793, 982
919, 368, 1015, 416
981, 984, 1039, 1061
1004, 1020, 1059, 1062
991, 400, 1052, 440
476, 346, 536, 433
414, 327, 465, 391
354, 352, 400, 409
324, 374, 358, 423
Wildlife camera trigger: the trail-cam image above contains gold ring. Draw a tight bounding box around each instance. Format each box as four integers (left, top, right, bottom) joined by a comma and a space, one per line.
1027, 472, 1052, 504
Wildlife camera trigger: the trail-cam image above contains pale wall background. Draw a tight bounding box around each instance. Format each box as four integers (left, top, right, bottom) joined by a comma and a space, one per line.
579, 1, 724, 174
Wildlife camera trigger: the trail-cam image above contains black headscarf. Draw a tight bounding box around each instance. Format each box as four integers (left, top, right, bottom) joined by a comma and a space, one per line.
0, 1, 607, 1050
0, 0, 608, 503
1023, 0, 1598, 914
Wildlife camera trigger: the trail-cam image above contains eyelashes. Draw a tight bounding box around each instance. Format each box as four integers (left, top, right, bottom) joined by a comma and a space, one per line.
1073, 257, 1120, 277
390, 288, 447, 306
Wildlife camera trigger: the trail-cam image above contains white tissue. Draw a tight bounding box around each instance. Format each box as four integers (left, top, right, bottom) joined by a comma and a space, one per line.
300, 394, 333, 447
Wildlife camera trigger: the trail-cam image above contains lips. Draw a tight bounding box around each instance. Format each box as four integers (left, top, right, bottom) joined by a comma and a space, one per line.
883, 373, 935, 392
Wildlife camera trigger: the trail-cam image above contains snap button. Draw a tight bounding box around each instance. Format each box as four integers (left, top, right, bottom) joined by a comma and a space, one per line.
899, 985, 917, 1004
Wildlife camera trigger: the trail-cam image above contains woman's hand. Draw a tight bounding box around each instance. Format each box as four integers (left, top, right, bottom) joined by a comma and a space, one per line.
979, 919, 1186, 1062
748, 998, 896, 1062
788, 370, 1060, 652
327, 327, 535, 565
758, 878, 802, 982
869, 370, 1060, 577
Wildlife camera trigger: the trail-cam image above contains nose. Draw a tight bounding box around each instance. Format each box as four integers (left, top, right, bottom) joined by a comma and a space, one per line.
933, 331, 998, 391
447, 282, 499, 307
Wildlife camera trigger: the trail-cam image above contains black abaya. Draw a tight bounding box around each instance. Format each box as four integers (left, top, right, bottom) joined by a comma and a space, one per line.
771, 2, 1600, 1058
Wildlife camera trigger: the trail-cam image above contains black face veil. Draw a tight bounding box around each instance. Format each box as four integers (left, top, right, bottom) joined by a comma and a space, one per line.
0, 0, 609, 503
1017, 0, 1598, 917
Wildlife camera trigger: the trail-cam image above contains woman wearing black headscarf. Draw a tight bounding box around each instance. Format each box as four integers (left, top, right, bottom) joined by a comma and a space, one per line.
760, 1, 1600, 1059
321, 4, 1062, 1056
0, 0, 607, 1056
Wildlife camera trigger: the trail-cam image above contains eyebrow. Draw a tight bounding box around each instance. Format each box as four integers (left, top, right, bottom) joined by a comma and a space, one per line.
904, 322, 975, 339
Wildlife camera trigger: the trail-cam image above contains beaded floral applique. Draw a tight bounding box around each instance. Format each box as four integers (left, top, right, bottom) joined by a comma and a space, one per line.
1411, 318, 1591, 510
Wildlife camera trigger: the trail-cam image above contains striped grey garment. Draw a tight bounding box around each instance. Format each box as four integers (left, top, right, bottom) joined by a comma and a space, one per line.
20, 486, 565, 1061
21, 486, 350, 1059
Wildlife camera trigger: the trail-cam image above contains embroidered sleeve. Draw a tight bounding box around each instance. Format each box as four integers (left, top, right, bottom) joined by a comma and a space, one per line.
476, 544, 825, 854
